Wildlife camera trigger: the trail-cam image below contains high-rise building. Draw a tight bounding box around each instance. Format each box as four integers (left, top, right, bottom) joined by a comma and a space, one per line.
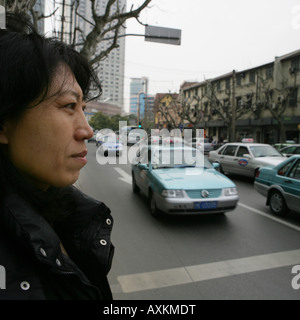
129, 77, 147, 115
129, 77, 154, 122
49, 0, 126, 110
75, 0, 126, 110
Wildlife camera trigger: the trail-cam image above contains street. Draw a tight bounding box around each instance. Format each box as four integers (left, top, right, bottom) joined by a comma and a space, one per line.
78, 143, 300, 300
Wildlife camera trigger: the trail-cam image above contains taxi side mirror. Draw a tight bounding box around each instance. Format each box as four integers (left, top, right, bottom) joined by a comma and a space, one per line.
137, 163, 148, 170
212, 162, 220, 169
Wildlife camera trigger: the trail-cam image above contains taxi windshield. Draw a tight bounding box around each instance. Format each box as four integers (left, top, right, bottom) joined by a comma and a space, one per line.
250, 145, 281, 157
152, 148, 212, 169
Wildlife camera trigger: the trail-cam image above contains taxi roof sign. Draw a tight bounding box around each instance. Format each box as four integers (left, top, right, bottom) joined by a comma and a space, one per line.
145, 25, 181, 46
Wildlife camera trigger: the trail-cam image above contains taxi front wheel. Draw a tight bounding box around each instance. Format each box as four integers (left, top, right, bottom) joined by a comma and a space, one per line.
269, 190, 289, 216
149, 191, 160, 217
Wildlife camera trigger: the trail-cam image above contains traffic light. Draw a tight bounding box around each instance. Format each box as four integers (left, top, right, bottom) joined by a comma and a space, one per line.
138, 122, 142, 128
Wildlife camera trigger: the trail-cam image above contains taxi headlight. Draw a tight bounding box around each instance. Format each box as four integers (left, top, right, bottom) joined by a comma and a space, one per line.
223, 187, 238, 196
161, 190, 184, 198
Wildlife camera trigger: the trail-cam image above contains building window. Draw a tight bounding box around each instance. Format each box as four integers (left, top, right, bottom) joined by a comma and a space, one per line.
225, 78, 230, 90
236, 74, 243, 86
288, 87, 298, 107
223, 99, 230, 108
291, 57, 300, 71
266, 66, 274, 79
249, 71, 255, 83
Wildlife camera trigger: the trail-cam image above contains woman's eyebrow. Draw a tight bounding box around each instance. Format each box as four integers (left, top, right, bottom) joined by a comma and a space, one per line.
57, 90, 83, 101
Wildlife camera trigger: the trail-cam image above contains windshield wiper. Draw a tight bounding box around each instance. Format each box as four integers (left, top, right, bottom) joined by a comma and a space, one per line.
174, 165, 196, 168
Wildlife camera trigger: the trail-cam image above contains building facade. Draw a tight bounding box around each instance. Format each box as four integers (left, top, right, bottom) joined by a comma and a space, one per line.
154, 93, 180, 129
85, 100, 121, 122
179, 49, 300, 144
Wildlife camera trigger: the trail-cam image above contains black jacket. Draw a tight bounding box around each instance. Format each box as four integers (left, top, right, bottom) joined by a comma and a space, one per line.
0, 186, 114, 300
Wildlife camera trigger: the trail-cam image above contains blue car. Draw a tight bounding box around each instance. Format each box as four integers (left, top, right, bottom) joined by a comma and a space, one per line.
254, 155, 300, 216
131, 145, 239, 216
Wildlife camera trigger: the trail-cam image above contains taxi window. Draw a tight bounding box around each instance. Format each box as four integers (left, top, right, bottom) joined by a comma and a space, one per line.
278, 161, 294, 176
287, 160, 300, 180
236, 146, 249, 157
218, 145, 226, 155
223, 145, 238, 156
283, 146, 296, 153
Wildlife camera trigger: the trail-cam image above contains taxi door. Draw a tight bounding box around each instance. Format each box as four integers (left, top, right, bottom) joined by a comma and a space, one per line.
283, 159, 300, 212
234, 146, 252, 176
219, 145, 239, 173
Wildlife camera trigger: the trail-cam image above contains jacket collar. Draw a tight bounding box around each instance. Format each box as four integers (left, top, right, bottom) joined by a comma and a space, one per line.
1, 189, 63, 267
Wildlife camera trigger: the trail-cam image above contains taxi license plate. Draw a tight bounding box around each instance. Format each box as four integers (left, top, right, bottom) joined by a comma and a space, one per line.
194, 201, 218, 209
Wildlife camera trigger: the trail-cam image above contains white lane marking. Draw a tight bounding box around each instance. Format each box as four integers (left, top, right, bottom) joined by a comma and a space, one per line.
117, 249, 300, 293
238, 203, 300, 232
114, 167, 132, 185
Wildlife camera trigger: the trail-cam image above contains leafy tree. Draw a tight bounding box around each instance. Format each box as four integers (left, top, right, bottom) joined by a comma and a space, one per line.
89, 112, 133, 131
89, 112, 112, 130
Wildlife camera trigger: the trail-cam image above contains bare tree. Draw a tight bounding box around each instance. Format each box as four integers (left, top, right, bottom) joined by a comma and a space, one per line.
77, 0, 152, 64
256, 73, 298, 143
4, 0, 152, 65
155, 93, 184, 130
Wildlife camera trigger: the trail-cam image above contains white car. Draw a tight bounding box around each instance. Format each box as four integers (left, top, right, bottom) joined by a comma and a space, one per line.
98, 135, 123, 156
208, 143, 286, 178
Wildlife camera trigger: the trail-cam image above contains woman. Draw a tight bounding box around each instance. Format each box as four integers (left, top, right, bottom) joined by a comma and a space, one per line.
0, 13, 114, 300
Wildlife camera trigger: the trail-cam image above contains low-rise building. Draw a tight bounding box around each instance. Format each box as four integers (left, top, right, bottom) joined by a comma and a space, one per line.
84, 100, 121, 122
180, 49, 300, 144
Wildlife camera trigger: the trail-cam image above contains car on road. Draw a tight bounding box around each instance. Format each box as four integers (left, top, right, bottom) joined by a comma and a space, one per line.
162, 136, 184, 146
279, 144, 300, 157
121, 129, 147, 145
208, 143, 286, 178
98, 135, 123, 157
131, 145, 239, 216
273, 141, 296, 151
88, 132, 96, 143
254, 155, 300, 215
186, 137, 213, 154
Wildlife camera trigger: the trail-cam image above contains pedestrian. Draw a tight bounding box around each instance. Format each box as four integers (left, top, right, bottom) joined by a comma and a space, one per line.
0, 13, 114, 300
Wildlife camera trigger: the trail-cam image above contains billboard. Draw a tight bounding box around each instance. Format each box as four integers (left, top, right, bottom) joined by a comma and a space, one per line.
145, 25, 181, 46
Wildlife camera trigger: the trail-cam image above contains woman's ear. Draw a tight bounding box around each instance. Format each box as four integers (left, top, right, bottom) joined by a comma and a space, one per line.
0, 124, 9, 144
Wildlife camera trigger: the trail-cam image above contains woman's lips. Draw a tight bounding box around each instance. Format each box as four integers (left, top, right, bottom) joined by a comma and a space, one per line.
71, 150, 88, 164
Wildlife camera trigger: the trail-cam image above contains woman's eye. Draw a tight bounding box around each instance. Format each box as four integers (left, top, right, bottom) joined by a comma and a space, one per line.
63, 103, 76, 110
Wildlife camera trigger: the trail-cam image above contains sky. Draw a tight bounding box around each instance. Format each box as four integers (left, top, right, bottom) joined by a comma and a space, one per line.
123, 0, 300, 111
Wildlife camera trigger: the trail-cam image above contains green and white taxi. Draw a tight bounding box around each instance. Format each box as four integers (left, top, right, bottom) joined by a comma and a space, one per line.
254, 155, 300, 215
131, 145, 239, 216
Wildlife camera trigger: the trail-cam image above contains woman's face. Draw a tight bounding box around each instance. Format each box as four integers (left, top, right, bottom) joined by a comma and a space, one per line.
0, 66, 94, 190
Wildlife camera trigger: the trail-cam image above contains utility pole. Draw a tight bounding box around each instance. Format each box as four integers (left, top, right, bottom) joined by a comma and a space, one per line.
144, 77, 148, 126
231, 70, 236, 142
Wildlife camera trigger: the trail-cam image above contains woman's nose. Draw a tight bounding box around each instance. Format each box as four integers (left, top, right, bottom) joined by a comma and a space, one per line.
74, 112, 94, 141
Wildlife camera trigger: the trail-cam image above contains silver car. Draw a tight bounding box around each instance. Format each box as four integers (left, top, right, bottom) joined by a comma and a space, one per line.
208, 143, 286, 178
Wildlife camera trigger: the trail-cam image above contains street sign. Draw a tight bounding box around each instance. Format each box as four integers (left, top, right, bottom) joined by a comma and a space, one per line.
145, 25, 181, 46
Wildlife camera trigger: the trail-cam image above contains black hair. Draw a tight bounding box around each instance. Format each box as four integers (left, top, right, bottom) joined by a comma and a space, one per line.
0, 13, 101, 222
0, 12, 101, 124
